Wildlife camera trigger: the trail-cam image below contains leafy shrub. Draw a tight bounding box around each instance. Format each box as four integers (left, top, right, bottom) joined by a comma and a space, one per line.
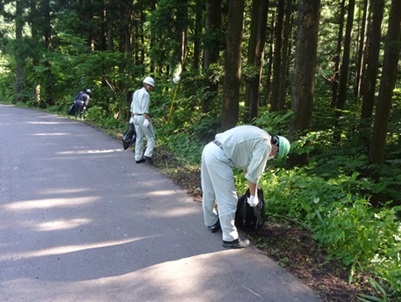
261, 166, 401, 297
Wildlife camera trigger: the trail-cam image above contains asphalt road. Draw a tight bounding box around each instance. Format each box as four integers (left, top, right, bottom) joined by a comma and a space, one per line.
0, 104, 321, 302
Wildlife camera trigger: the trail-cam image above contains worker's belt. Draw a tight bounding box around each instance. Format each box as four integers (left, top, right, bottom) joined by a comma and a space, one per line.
134, 113, 143, 115
213, 140, 223, 150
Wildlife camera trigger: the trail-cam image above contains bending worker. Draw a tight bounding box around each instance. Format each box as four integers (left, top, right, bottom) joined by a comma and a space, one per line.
74, 89, 92, 119
201, 125, 290, 249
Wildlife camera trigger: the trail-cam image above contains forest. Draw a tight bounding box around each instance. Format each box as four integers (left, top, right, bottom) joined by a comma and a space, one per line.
0, 0, 400, 300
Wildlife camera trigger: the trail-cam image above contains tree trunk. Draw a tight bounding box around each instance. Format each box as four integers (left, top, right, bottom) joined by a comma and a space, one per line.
202, 0, 222, 113
192, 0, 203, 70
334, 0, 355, 142
337, 0, 355, 111
270, 0, 284, 111
125, 0, 133, 56
277, 0, 293, 110
29, 1, 40, 103
245, 0, 268, 122
221, 0, 245, 131
176, 0, 189, 70
354, 0, 368, 98
14, 0, 24, 104
288, 0, 321, 167
369, 0, 401, 164
360, 0, 384, 120
331, 0, 346, 108
105, 0, 114, 51
263, 12, 275, 107
42, 0, 53, 104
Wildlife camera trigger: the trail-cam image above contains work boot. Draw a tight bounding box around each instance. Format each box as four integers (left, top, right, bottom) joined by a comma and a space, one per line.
208, 220, 221, 233
222, 238, 250, 249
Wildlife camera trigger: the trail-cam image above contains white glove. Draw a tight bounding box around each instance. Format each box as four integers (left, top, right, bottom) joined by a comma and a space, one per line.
129, 117, 134, 124
143, 119, 150, 127
247, 194, 259, 207
173, 75, 181, 84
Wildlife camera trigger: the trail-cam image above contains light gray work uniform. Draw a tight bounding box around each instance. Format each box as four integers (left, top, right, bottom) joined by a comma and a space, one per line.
130, 87, 155, 161
201, 125, 272, 242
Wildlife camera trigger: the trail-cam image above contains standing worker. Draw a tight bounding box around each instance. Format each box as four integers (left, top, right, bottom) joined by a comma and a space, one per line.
130, 76, 155, 164
201, 125, 290, 249
74, 89, 92, 120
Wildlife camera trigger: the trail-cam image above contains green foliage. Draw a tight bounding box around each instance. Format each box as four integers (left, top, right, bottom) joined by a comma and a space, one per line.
154, 72, 222, 160
148, 0, 185, 67
0, 56, 14, 102
147, 72, 221, 164
261, 165, 401, 298
253, 110, 293, 135
357, 278, 401, 302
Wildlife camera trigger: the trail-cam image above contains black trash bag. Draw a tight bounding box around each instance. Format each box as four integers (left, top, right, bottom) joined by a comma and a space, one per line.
67, 103, 76, 116
122, 123, 136, 150
235, 187, 265, 232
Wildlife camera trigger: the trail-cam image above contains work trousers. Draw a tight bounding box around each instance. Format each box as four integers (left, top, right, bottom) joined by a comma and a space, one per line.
133, 115, 155, 161
74, 100, 85, 119
201, 141, 238, 242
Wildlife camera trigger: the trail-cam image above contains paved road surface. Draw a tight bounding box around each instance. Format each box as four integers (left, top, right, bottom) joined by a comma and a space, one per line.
0, 104, 321, 302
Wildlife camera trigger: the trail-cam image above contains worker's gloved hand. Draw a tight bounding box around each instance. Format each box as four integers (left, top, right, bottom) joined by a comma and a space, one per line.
129, 117, 135, 124
173, 75, 181, 84
143, 119, 150, 127
247, 194, 259, 207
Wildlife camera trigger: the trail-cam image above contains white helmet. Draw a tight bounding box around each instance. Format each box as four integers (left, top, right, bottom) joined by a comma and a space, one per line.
86, 89, 92, 94
143, 76, 155, 88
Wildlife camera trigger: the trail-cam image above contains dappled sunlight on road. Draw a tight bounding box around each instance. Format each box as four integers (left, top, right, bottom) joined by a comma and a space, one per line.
33, 133, 71, 136
149, 189, 189, 197
26, 121, 68, 125
35, 218, 91, 231
2, 197, 95, 211
122, 252, 229, 300
1, 237, 152, 260
147, 203, 199, 218
58, 148, 124, 155
39, 188, 89, 196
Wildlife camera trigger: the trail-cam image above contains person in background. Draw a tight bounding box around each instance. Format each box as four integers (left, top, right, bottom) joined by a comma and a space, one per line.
130, 76, 155, 164
74, 89, 92, 120
201, 125, 290, 249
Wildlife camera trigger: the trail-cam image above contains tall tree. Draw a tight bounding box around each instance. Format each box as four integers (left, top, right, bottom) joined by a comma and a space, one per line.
334, 0, 355, 141
14, 0, 24, 103
42, 0, 53, 103
288, 0, 321, 167
192, 0, 203, 70
354, 0, 368, 98
245, 0, 268, 122
369, 0, 401, 164
119, 0, 133, 56
79, 0, 95, 50
277, 0, 293, 110
263, 10, 276, 107
221, 0, 245, 130
330, 0, 346, 107
336, 0, 355, 110
202, 0, 222, 113
176, 0, 189, 69
360, 0, 385, 123
270, 0, 285, 111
